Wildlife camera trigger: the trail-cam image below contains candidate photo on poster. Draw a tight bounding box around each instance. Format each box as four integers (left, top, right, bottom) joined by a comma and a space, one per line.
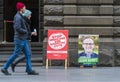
78, 35, 99, 68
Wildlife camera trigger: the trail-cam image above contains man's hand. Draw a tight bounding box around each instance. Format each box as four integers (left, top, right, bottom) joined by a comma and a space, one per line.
31, 32, 37, 36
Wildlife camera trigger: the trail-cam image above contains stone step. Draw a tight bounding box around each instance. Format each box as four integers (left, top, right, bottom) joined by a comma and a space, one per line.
0, 47, 43, 51
0, 61, 43, 66
0, 42, 43, 66
0, 57, 43, 62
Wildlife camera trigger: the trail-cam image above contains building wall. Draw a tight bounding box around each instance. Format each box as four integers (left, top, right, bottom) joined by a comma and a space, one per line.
0, 0, 3, 42
1, 0, 120, 66
43, 0, 120, 66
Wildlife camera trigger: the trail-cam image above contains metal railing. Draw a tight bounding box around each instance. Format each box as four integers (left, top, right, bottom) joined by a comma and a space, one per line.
2, 20, 13, 43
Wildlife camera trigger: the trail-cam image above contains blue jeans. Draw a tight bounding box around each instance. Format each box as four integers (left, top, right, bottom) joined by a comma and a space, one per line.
3, 39, 32, 72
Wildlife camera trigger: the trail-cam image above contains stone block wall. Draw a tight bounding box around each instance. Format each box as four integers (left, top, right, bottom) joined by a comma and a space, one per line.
0, 0, 3, 42
43, 0, 120, 66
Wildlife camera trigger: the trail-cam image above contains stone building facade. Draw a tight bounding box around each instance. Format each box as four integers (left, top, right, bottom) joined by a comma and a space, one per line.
0, 0, 3, 42
43, 0, 120, 66
0, 0, 120, 66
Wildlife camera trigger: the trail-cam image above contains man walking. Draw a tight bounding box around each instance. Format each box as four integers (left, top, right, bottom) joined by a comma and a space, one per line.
1, 2, 39, 75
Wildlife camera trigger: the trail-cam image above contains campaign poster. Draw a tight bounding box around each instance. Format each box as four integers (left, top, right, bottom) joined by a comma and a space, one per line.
78, 34, 99, 66
47, 30, 68, 60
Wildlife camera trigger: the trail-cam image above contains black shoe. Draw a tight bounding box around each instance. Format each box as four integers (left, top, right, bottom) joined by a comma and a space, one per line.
11, 63, 15, 72
27, 70, 39, 75
1, 68, 11, 75
25, 69, 28, 72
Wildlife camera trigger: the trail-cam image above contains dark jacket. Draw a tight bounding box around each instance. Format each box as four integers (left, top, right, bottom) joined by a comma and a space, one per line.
78, 52, 98, 58
23, 17, 31, 40
13, 12, 29, 40
78, 52, 98, 66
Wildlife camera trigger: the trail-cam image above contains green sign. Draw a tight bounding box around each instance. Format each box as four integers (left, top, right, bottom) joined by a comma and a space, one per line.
78, 57, 98, 65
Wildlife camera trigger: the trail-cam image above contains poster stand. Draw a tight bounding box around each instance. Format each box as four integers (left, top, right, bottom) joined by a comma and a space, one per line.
46, 30, 68, 69
46, 59, 68, 69
78, 34, 99, 68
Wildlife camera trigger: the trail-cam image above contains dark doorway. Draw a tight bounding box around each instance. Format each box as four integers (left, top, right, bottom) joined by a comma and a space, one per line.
4, 0, 39, 42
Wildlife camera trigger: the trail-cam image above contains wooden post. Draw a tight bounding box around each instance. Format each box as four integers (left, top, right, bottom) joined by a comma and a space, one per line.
49, 60, 51, 66
46, 59, 48, 69
65, 59, 67, 69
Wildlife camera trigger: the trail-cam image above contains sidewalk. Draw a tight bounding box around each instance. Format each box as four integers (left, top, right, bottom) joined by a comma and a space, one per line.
0, 66, 120, 82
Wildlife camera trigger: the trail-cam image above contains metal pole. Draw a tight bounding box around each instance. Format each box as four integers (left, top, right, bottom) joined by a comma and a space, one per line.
2, 20, 7, 43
